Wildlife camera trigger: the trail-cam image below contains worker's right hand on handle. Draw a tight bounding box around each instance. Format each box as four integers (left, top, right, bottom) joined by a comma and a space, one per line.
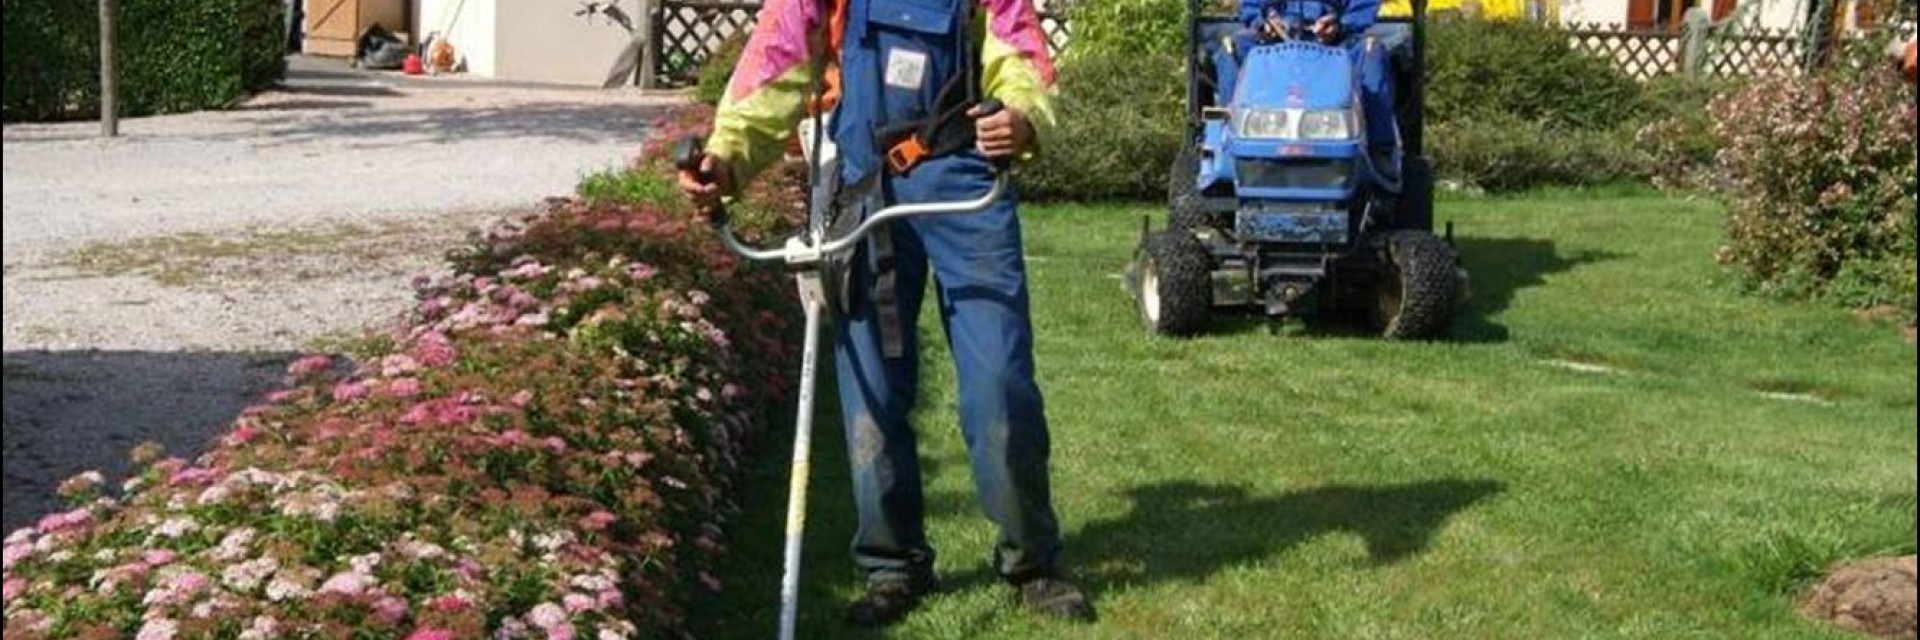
967, 99, 1020, 174
672, 136, 735, 227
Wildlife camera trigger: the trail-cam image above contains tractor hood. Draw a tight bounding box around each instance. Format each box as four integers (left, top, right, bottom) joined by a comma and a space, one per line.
1235, 42, 1355, 111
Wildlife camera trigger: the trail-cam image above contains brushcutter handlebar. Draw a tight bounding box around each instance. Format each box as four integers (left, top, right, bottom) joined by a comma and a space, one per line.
680, 98, 1011, 265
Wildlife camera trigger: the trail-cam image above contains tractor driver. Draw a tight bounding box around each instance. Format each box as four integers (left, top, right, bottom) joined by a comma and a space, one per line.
1207, 0, 1402, 179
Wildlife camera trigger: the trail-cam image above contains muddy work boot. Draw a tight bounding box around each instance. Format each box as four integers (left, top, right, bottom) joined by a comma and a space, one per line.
845, 573, 939, 628
1013, 573, 1096, 622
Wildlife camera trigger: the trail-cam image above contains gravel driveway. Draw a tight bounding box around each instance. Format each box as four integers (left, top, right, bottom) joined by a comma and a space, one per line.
2, 63, 681, 531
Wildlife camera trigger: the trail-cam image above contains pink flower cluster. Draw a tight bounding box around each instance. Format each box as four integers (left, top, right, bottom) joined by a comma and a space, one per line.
4, 113, 804, 639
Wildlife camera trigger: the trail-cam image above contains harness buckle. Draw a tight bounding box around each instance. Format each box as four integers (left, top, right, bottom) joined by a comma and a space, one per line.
886, 135, 930, 174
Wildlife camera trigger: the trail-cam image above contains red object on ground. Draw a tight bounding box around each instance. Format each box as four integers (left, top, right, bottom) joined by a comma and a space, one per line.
403, 54, 425, 76
1903, 40, 1915, 84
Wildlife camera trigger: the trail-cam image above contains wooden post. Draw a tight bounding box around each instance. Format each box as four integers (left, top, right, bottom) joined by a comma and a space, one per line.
99, 0, 118, 137
1681, 7, 1710, 77
636, 0, 659, 90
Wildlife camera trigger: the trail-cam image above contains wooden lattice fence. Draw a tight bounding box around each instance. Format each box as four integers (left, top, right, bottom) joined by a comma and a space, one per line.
1564, 23, 1686, 80
1565, 21, 1811, 80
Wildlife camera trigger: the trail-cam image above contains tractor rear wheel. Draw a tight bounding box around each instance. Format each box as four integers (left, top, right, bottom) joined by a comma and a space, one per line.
1137, 230, 1213, 337
1370, 230, 1459, 340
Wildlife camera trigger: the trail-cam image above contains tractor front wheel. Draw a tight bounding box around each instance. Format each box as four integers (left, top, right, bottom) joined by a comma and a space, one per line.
1137, 230, 1213, 337
1370, 230, 1460, 340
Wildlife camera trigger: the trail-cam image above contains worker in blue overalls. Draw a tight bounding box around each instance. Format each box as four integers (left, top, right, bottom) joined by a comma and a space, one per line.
1208, 0, 1403, 179
680, 0, 1094, 628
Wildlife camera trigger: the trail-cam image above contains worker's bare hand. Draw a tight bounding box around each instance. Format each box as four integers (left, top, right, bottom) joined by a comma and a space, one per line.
676, 155, 735, 221
1312, 16, 1341, 43
970, 104, 1034, 159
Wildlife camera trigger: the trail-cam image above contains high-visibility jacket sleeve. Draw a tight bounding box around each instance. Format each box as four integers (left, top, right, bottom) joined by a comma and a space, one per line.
978, 0, 1058, 154
706, 0, 823, 185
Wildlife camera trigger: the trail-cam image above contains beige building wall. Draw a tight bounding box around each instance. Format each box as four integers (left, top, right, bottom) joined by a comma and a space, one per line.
494, 0, 644, 85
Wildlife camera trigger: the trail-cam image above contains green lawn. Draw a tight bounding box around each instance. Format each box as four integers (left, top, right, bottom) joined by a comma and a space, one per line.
689, 191, 1917, 639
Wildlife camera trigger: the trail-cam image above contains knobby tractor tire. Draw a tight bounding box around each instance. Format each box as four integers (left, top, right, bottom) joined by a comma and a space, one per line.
1137, 230, 1213, 337
1168, 141, 1222, 232
1372, 230, 1460, 340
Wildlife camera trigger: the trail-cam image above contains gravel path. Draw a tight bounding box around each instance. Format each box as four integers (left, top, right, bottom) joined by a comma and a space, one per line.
2, 64, 682, 531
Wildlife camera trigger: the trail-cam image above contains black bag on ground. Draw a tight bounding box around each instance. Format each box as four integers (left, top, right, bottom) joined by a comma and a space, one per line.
357, 24, 409, 70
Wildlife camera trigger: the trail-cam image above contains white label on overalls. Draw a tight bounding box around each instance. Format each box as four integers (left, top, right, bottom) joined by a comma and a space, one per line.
885, 48, 928, 90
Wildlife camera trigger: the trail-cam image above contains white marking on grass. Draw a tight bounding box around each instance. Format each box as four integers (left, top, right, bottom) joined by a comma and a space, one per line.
1757, 391, 1833, 406
1543, 359, 1619, 375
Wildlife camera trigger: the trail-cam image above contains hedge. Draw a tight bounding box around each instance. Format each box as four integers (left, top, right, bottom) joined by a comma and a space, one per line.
1, 107, 811, 639
3, 0, 286, 122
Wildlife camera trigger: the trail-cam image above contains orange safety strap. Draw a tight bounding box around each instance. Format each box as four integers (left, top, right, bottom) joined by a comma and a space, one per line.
809, 0, 848, 115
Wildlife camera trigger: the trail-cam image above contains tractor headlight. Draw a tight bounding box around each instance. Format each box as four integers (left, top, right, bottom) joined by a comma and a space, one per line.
1297, 109, 1358, 140
1235, 108, 1293, 139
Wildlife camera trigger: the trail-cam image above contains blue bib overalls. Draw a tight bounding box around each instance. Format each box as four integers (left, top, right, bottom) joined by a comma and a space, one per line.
830, 0, 1062, 585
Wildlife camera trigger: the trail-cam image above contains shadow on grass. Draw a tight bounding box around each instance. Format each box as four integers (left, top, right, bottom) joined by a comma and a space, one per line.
1057, 479, 1507, 591
1451, 238, 1625, 342
693, 425, 1501, 638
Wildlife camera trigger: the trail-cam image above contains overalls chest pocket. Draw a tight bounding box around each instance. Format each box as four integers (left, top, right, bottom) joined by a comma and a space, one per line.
864, 0, 963, 127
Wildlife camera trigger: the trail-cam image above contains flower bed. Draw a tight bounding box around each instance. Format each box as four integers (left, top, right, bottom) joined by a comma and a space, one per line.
3, 108, 804, 639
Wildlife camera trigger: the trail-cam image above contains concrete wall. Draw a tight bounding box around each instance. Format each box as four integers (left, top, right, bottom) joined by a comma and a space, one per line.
1556, 0, 1631, 24
494, 0, 643, 85
1555, 0, 1808, 30
418, 0, 498, 76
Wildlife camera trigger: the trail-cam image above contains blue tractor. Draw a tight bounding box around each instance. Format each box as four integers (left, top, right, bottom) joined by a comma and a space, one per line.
1129, 0, 1465, 338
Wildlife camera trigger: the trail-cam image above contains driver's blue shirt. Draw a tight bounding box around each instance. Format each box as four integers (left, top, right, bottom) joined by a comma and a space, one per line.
1238, 0, 1382, 41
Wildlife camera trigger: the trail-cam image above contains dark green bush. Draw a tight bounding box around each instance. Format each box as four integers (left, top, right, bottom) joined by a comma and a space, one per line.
3, 0, 284, 122
1634, 75, 1745, 190
1431, 114, 1652, 192
1058, 0, 1193, 64
1022, 0, 1189, 201
1022, 50, 1187, 201
694, 33, 749, 106
1426, 17, 1645, 131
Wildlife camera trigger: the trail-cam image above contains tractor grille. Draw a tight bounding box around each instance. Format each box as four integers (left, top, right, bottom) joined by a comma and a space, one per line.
1236, 158, 1352, 192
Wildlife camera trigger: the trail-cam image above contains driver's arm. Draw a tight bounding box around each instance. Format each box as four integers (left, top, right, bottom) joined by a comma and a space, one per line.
1339, 0, 1382, 40
1238, 0, 1273, 27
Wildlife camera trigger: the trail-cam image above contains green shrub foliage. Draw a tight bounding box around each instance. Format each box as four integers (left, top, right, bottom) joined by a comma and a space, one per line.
4, 0, 285, 122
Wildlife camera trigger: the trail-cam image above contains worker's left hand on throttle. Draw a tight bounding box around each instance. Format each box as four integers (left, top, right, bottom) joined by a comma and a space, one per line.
970, 103, 1034, 160
1311, 16, 1341, 43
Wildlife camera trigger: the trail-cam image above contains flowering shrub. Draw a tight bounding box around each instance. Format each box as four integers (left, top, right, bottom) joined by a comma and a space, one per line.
1709, 61, 1917, 314
3, 107, 806, 638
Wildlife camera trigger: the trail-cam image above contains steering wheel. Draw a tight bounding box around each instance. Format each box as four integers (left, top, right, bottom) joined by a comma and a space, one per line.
1259, 0, 1349, 42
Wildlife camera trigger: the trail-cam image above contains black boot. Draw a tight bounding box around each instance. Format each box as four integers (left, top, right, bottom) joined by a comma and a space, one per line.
845, 573, 939, 628
1013, 573, 1096, 622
